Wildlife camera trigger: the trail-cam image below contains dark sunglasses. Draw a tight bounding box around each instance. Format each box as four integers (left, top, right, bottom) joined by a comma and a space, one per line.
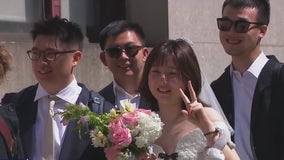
217, 18, 265, 33
105, 45, 143, 58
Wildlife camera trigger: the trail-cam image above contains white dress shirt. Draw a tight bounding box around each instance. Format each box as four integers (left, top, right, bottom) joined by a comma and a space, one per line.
112, 80, 141, 109
33, 78, 82, 160
231, 52, 268, 160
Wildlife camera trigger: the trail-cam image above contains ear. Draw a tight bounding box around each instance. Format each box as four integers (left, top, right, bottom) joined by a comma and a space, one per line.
259, 25, 268, 38
99, 51, 108, 66
73, 51, 82, 66
142, 47, 149, 62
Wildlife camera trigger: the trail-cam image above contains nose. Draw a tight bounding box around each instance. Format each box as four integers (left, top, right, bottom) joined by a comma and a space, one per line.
39, 55, 49, 62
34, 54, 50, 64
229, 25, 235, 32
160, 74, 167, 84
120, 49, 129, 58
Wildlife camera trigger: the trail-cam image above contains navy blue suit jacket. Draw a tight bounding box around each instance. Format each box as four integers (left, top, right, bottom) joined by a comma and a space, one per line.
2, 83, 114, 160
211, 56, 284, 160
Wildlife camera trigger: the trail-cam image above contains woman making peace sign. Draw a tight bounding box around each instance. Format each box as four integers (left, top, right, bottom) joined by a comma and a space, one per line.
139, 39, 239, 160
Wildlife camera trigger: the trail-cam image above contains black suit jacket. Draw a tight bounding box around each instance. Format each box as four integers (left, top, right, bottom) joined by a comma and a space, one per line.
2, 83, 114, 160
99, 82, 150, 109
211, 56, 284, 160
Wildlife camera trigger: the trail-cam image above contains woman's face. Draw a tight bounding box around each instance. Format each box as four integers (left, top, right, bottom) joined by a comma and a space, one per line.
148, 58, 184, 106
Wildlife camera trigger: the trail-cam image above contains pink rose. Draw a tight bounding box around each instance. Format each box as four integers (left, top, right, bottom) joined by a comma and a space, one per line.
134, 109, 152, 115
108, 119, 132, 148
108, 118, 125, 133
105, 146, 119, 160
122, 112, 139, 127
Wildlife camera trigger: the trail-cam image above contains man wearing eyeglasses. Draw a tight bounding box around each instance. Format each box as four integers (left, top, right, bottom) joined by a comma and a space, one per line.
98, 20, 150, 110
1, 17, 113, 160
211, 0, 284, 159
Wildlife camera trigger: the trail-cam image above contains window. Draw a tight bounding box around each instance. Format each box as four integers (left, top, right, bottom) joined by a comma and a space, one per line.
0, 0, 42, 33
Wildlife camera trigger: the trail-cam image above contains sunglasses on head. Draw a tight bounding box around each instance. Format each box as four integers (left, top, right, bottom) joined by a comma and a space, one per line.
217, 18, 265, 33
105, 45, 144, 58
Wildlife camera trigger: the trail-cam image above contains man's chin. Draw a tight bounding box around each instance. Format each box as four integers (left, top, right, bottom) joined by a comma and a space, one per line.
124, 73, 135, 77
122, 71, 135, 77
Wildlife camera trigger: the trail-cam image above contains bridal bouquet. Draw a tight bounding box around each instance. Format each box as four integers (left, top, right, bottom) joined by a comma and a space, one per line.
59, 102, 163, 160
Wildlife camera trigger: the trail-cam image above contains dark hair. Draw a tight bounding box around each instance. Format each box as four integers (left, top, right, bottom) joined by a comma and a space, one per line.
0, 46, 12, 83
30, 16, 84, 51
99, 20, 146, 50
222, 0, 270, 25
139, 39, 201, 111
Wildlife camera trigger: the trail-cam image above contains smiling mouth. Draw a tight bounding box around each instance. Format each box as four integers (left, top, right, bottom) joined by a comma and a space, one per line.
226, 38, 241, 45
38, 69, 52, 74
118, 64, 132, 69
157, 88, 170, 94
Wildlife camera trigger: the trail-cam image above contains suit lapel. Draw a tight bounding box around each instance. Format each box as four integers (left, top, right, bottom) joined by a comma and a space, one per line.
99, 83, 115, 105
222, 67, 235, 127
59, 84, 90, 160
251, 56, 278, 128
16, 85, 38, 158
213, 67, 235, 128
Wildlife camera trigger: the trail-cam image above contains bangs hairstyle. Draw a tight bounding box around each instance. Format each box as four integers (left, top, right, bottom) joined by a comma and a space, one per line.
222, 0, 270, 25
30, 16, 84, 51
139, 39, 201, 111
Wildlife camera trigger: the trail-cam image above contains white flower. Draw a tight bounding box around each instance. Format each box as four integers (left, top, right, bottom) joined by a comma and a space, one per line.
49, 100, 55, 117
90, 130, 107, 147
134, 112, 164, 148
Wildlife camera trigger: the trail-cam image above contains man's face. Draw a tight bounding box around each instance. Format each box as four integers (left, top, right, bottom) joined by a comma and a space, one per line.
100, 30, 148, 82
219, 5, 267, 57
31, 35, 81, 89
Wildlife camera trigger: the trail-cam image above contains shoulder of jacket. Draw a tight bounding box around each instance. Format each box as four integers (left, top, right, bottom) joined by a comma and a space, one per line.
2, 85, 37, 104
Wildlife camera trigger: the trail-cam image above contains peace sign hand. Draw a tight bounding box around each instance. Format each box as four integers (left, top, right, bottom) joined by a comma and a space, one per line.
179, 81, 214, 133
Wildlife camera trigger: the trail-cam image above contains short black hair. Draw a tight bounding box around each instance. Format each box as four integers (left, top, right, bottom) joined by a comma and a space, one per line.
222, 0, 270, 25
99, 20, 145, 50
30, 16, 84, 51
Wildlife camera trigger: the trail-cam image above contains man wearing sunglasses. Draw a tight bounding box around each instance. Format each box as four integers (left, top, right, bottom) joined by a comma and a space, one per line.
1, 17, 114, 160
98, 20, 150, 110
211, 0, 284, 159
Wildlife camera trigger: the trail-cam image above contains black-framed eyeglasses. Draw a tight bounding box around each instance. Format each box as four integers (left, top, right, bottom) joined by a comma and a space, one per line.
217, 18, 265, 33
27, 50, 76, 61
105, 45, 144, 58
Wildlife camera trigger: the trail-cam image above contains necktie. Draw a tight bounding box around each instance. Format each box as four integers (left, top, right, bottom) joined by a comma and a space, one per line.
41, 96, 56, 160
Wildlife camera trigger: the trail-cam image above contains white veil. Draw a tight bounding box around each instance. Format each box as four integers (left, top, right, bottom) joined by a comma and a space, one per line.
198, 70, 234, 135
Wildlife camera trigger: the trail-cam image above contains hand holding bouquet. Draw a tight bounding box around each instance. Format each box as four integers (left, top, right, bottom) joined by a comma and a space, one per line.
59, 102, 163, 160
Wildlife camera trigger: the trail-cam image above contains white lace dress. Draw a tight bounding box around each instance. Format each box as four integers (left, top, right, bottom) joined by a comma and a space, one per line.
152, 121, 230, 160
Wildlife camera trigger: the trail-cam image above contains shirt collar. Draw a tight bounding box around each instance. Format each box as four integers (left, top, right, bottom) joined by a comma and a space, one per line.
247, 51, 268, 78
230, 51, 268, 78
112, 80, 140, 98
34, 78, 82, 104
